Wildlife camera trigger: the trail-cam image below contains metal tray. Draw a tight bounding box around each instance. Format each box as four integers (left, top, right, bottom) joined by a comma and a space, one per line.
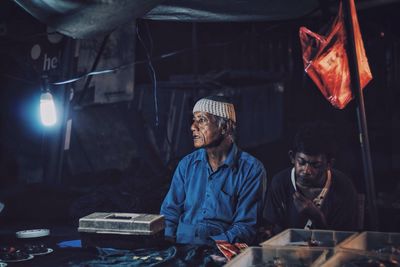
224, 246, 329, 267
260, 228, 357, 249
340, 231, 400, 260
320, 249, 400, 267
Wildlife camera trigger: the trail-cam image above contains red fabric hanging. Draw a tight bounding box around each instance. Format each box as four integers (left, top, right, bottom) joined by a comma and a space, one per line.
299, 0, 372, 109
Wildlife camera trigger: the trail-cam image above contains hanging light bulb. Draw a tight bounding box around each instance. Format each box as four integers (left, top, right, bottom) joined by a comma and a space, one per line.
40, 76, 57, 126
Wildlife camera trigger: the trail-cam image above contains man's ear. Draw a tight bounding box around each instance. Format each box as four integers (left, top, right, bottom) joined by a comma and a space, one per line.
288, 150, 295, 164
222, 121, 232, 136
221, 125, 227, 135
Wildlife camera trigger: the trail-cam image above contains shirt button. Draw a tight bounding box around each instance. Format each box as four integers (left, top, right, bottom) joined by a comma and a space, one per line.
203, 210, 206, 214
206, 193, 210, 197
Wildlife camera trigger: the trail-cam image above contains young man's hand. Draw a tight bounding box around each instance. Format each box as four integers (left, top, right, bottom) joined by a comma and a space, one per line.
292, 192, 327, 228
257, 227, 273, 242
292, 191, 317, 214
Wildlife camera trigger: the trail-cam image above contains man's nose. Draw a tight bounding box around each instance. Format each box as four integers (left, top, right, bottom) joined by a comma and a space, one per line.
191, 122, 198, 131
304, 164, 313, 174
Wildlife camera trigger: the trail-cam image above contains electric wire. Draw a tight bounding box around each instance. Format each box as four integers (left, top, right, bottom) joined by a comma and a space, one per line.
136, 23, 159, 127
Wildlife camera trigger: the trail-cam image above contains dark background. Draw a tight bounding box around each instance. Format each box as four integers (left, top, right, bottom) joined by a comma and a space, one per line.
0, 0, 399, 232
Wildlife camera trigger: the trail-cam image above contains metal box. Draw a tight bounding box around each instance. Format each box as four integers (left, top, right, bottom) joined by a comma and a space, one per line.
225, 247, 329, 267
78, 212, 165, 249
260, 228, 357, 249
78, 212, 164, 235
321, 249, 399, 267
340, 231, 400, 260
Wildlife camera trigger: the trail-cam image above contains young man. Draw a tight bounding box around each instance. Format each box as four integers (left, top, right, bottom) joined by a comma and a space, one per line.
160, 96, 267, 245
263, 122, 358, 235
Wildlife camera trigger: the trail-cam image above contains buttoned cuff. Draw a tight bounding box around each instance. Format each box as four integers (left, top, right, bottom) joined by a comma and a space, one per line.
164, 226, 176, 238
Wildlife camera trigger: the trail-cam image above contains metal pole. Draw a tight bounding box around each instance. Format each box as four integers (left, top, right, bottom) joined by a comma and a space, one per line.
342, 0, 379, 230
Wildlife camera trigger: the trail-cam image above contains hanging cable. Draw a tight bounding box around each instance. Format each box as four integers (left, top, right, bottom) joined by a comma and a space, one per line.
76, 33, 111, 105
136, 23, 159, 127
2, 22, 289, 88
52, 69, 115, 85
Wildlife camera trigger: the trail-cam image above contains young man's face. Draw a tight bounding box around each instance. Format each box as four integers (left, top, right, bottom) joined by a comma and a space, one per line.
291, 152, 329, 187
191, 112, 223, 148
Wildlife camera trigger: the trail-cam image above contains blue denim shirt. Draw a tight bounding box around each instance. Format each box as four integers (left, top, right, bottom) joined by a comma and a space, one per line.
160, 143, 267, 245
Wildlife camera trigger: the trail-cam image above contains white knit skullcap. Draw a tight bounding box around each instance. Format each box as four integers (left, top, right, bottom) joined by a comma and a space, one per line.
193, 98, 236, 122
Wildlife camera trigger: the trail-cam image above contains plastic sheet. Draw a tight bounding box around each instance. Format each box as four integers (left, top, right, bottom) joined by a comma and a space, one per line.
299, 0, 372, 109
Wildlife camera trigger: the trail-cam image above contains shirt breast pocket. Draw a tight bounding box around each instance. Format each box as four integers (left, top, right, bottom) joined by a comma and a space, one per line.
216, 187, 237, 218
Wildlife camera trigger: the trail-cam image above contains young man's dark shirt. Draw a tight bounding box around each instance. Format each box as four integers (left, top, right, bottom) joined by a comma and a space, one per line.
263, 168, 358, 234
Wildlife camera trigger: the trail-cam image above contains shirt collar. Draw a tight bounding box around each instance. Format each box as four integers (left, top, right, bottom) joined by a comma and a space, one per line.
195, 143, 240, 169
224, 143, 239, 168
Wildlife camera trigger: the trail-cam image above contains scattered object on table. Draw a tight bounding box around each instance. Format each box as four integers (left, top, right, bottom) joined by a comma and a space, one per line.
1, 229, 53, 262
70, 246, 177, 266
33, 248, 53, 256
23, 243, 49, 255
308, 238, 323, 247
215, 240, 248, 261
374, 245, 400, 256
0, 246, 34, 263
0, 254, 34, 263
210, 254, 227, 264
24, 244, 53, 256
267, 256, 286, 267
57, 239, 82, 248
16, 229, 50, 239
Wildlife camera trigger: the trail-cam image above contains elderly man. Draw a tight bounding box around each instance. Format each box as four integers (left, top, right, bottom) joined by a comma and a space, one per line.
160, 95, 267, 245
263, 122, 358, 236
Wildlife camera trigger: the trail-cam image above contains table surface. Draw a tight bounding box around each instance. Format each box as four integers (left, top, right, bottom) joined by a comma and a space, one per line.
0, 225, 224, 267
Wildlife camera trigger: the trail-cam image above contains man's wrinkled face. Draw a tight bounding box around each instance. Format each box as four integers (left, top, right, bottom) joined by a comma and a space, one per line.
292, 152, 329, 187
191, 112, 223, 148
